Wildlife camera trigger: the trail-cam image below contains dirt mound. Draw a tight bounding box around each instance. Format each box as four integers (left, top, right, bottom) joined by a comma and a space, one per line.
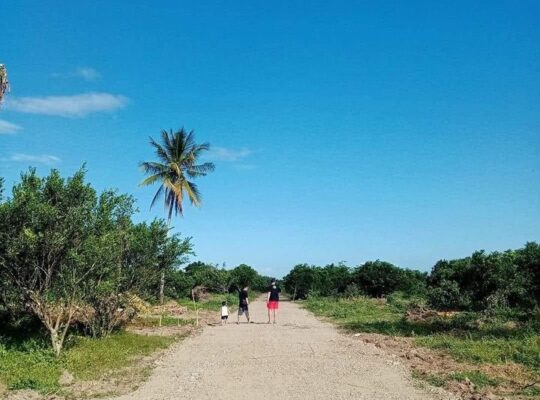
405, 305, 458, 323
151, 301, 188, 316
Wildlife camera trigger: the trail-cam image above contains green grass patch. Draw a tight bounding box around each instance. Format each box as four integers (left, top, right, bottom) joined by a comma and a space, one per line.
521, 384, 540, 397
412, 370, 447, 387
0, 343, 61, 393
448, 371, 501, 388
65, 332, 174, 380
304, 295, 540, 375
415, 334, 540, 372
0, 331, 177, 393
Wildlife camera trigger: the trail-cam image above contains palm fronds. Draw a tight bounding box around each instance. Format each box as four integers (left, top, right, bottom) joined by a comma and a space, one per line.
140, 128, 215, 219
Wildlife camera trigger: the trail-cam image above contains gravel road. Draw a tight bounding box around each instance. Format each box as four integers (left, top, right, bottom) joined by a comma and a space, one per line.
107, 298, 453, 400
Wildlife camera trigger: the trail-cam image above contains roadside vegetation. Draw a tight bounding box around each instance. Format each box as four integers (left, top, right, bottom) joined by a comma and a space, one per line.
286, 246, 540, 398
1, 132, 537, 399
0, 132, 271, 397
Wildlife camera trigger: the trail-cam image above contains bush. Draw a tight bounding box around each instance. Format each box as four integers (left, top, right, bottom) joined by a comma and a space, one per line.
428, 243, 540, 312
428, 280, 470, 310
352, 261, 403, 297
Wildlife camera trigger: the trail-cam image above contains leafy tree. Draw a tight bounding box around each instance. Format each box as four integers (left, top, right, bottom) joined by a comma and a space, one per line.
515, 242, 540, 307
283, 264, 316, 300
428, 245, 538, 311
0, 168, 195, 351
352, 261, 403, 297
167, 269, 195, 299
313, 264, 352, 296
229, 264, 259, 291
398, 269, 428, 297
139, 128, 214, 303
77, 190, 136, 338
428, 280, 470, 310
0, 168, 97, 354
184, 262, 229, 293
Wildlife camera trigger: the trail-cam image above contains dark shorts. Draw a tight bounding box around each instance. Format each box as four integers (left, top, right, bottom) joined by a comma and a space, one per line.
238, 305, 249, 315
221, 315, 228, 320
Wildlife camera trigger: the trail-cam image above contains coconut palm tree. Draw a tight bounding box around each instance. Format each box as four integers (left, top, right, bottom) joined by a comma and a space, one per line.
140, 128, 215, 303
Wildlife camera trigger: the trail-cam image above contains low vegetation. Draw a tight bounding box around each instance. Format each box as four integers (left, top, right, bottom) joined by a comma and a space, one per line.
291, 243, 539, 397
1, 166, 538, 398
0, 168, 273, 396
305, 294, 539, 397
0, 327, 174, 394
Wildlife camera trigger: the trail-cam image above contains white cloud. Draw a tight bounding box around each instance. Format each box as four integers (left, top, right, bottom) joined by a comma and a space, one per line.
7, 153, 61, 165
0, 119, 22, 134
51, 67, 101, 81
74, 67, 101, 81
234, 164, 257, 171
207, 147, 252, 162
6, 92, 128, 117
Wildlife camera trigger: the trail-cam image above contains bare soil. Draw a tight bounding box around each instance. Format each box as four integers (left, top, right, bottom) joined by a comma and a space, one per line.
354, 332, 539, 400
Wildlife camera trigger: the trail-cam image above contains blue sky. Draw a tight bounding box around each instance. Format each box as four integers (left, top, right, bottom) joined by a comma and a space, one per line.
1, 1, 539, 277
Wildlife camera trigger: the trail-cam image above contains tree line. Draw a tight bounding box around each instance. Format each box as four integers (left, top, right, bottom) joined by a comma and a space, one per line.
0, 168, 269, 355
1, 164, 537, 356
283, 243, 540, 314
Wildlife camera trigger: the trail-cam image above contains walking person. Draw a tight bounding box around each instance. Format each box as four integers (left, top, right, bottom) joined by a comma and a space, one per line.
267, 279, 281, 324
237, 286, 250, 324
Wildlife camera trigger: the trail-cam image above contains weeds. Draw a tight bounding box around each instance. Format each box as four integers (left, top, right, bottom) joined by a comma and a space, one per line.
305, 294, 540, 395
0, 331, 177, 393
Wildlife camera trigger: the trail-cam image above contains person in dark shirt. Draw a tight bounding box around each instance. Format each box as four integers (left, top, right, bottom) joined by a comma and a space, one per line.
266, 279, 281, 324
237, 286, 250, 323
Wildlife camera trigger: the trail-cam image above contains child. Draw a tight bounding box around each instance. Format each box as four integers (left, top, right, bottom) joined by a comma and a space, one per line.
220, 301, 229, 325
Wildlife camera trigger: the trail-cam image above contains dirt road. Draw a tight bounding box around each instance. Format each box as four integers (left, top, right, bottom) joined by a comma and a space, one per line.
108, 298, 452, 400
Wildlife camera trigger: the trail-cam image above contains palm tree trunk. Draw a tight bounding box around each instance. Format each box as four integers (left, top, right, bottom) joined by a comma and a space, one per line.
159, 219, 172, 305
159, 270, 165, 305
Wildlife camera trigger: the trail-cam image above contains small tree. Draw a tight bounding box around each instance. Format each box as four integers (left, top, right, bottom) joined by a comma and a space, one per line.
352, 260, 402, 298
283, 264, 316, 300
0, 168, 97, 355
229, 264, 259, 291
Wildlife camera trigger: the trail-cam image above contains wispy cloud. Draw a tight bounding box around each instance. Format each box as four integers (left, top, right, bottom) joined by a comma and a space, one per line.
7, 153, 61, 165
52, 66, 101, 81
0, 119, 22, 134
207, 147, 252, 162
234, 164, 257, 171
74, 67, 101, 81
6, 92, 128, 117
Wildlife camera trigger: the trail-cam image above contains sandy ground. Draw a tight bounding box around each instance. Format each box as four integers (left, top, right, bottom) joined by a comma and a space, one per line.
107, 298, 454, 400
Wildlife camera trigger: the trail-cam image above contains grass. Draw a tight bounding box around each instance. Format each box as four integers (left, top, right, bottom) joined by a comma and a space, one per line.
0, 329, 177, 394
304, 294, 540, 394
132, 315, 195, 327
0, 343, 60, 392
448, 371, 501, 388
64, 332, 175, 381
412, 370, 502, 390
412, 370, 446, 387
416, 334, 540, 372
